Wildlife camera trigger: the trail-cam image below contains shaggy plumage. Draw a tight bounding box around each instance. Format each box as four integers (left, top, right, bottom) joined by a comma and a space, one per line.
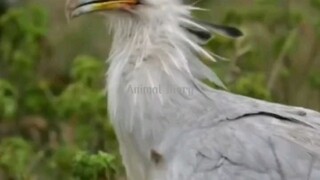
67, 0, 320, 179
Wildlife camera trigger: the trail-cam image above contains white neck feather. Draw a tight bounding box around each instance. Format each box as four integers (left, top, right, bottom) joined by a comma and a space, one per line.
106, 5, 221, 134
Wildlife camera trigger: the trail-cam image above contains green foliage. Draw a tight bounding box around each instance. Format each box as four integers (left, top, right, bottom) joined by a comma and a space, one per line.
0, 5, 47, 79
0, 5, 52, 119
309, 71, 320, 89
50, 146, 78, 177
0, 79, 17, 119
72, 151, 116, 180
204, 0, 320, 107
231, 73, 271, 100
71, 55, 105, 86
57, 55, 106, 120
310, 0, 320, 10
0, 5, 118, 180
0, 137, 33, 179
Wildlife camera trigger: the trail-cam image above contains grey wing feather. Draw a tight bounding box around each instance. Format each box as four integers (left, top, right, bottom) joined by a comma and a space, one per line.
152, 91, 320, 180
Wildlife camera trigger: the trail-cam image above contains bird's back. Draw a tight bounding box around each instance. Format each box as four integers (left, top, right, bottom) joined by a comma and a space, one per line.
150, 89, 320, 180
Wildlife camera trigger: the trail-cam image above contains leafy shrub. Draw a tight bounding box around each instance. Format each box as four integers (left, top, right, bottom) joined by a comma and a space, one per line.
0, 137, 33, 179
72, 151, 116, 180
0, 5, 119, 180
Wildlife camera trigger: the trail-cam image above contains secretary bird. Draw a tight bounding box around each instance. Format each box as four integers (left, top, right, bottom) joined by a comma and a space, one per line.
66, 0, 320, 179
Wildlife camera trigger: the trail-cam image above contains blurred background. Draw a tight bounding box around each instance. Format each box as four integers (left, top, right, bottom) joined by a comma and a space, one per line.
0, 0, 319, 179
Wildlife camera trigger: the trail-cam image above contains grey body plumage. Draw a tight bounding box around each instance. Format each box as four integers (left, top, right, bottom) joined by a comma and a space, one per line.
66, 0, 320, 179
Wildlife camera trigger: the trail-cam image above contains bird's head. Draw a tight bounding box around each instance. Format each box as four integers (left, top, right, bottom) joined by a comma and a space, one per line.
65, 0, 243, 103
66, 0, 242, 43
66, 0, 184, 20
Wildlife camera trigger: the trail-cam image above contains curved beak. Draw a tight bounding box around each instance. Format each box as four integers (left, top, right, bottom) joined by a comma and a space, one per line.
66, 0, 137, 19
